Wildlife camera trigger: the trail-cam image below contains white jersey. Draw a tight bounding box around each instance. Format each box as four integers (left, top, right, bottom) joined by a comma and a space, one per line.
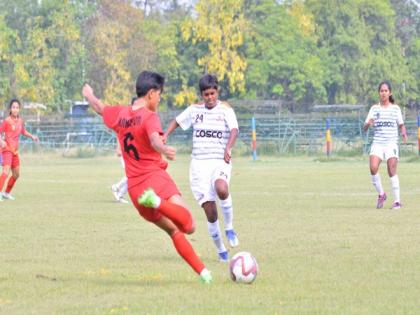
365, 104, 404, 146
176, 100, 239, 160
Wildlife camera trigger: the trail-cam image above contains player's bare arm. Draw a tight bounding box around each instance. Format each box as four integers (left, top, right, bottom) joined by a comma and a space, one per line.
22, 130, 39, 142
224, 128, 239, 163
82, 83, 106, 115
163, 119, 180, 143
363, 119, 374, 131
150, 132, 176, 160
400, 124, 408, 143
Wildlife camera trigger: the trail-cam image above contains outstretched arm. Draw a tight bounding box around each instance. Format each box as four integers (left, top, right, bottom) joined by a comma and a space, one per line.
82, 84, 106, 115
150, 132, 176, 160
163, 119, 180, 143
22, 130, 39, 142
363, 119, 374, 132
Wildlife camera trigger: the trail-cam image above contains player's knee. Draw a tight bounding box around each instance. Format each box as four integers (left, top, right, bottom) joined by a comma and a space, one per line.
185, 224, 195, 235
217, 189, 229, 200
206, 212, 218, 223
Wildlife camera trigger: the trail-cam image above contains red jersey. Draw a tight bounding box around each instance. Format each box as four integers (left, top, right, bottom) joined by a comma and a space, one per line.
0, 116, 26, 154
103, 106, 168, 182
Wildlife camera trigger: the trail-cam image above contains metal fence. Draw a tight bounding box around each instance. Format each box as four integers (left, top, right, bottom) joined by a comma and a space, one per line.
19, 113, 419, 156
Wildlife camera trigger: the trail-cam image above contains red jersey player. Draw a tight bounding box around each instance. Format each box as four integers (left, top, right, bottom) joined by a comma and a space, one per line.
82, 71, 212, 283
0, 99, 39, 201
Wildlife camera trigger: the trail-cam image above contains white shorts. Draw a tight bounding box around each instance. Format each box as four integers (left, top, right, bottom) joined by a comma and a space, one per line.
189, 159, 232, 206
369, 143, 399, 161
120, 157, 125, 169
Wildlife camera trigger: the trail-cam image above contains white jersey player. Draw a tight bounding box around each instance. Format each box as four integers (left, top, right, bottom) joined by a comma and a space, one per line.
165, 74, 239, 262
111, 139, 129, 204
364, 81, 407, 209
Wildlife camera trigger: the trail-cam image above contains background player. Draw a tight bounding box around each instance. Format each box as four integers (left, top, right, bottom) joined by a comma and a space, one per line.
363, 81, 407, 209
0, 99, 39, 201
164, 74, 239, 262
82, 71, 212, 283
111, 140, 129, 203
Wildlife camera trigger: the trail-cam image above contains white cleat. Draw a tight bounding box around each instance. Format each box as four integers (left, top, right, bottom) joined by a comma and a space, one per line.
2, 192, 14, 200
118, 197, 129, 204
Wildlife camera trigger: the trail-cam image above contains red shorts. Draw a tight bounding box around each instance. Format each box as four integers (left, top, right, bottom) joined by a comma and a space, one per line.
2, 151, 20, 168
128, 169, 181, 223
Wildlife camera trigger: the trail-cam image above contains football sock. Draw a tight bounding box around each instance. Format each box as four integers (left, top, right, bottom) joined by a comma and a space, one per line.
220, 195, 233, 231
207, 220, 227, 253
0, 173, 8, 191
117, 177, 128, 197
371, 174, 384, 195
390, 175, 400, 202
5, 176, 16, 193
158, 200, 193, 233
171, 231, 205, 274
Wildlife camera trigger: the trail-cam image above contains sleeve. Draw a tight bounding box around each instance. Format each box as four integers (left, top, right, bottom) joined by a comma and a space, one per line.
396, 106, 404, 125
175, 106, 193, 130
144, 113, 163, 138
364, 106, 375, 123
225, 108, 239, 130
103, 106, 121, 131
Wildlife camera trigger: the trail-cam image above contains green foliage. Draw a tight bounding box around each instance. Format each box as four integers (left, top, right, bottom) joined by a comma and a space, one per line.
244, 0, 327, 104
0, 0, 418, 110
306, 0, 416, 106
182, 0, 248, 95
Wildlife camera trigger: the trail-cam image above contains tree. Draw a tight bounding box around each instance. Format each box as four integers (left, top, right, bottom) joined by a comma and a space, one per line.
244, 0, 327, 106
306, 0, 415, 106
0, 14, 17, 100
85, 0, 155, 104
182, 0, 247, 95
0, 0, 86, 111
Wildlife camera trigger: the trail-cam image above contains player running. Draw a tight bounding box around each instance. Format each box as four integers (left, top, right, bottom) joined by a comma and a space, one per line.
164, 74, 239, 262
363, 81, 407, 209
0, 99, 39, 201
82, 71, 212, 283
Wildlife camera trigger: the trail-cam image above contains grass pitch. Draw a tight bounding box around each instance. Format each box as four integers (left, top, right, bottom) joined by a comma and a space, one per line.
1, 153, 420, 314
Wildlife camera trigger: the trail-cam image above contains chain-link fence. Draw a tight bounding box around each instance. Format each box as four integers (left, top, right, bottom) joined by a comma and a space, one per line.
18, 109, 420, 157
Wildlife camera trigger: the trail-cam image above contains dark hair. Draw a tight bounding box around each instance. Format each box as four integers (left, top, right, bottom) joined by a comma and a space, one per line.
8, 98, 21, 115
131, 97, 137, 105
378, 81, 395, 104
199, 74, 218, 93
136, 71, 165, 97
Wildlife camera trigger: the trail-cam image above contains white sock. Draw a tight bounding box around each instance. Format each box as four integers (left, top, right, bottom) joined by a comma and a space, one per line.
207, 220, 226, 253
117, 177, 127, 191
371, 174, 384, 195
390, 175, 400, 202
117, 177, 128, 198
220, 195, 233, 231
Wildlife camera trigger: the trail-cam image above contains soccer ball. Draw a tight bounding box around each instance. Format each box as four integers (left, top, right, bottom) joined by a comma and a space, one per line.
229, 251, 258, 284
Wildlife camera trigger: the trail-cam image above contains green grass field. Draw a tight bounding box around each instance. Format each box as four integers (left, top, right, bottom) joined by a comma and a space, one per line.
1, 153, 420, 315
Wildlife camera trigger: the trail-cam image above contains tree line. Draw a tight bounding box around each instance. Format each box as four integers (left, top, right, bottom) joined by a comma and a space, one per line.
0, 0, 418, 112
